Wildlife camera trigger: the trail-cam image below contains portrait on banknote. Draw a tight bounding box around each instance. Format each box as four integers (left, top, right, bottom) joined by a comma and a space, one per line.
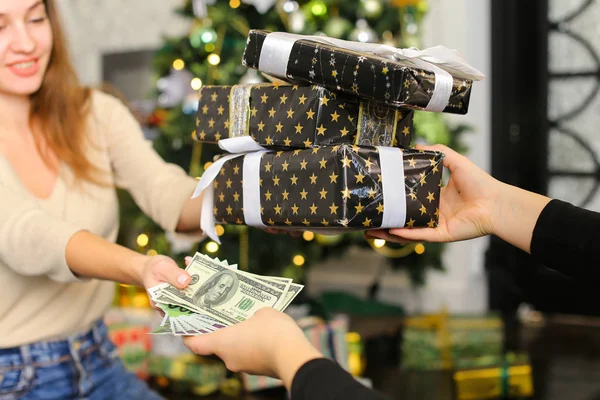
192, 270, 238, 308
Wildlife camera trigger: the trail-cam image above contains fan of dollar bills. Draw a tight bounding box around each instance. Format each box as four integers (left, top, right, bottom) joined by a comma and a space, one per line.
147, 253, 304, 335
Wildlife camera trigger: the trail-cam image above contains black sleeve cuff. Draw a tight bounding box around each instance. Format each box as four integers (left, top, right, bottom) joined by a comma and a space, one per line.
291, 358, 388, 400
531, 199, 600, 281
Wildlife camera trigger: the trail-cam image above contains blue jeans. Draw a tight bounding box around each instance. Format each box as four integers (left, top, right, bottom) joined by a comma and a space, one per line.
0, 320, 164, 400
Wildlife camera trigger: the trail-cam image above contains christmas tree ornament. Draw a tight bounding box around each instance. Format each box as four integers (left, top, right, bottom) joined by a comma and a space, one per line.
288, 9, 306, 33
192, 0, 216, 19
242, 0, 277, 14
306, 0, 327, 18
189, 24, 217, 49
348, 18, 378, 43
156, 68, 195, 108
359, 0, 383, 19
239, 69, 264, 84
323, 16, 352, 38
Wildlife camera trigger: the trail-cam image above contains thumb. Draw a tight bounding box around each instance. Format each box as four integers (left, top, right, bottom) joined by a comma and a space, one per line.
182, 334, 218, 356
154, 256, 191, 289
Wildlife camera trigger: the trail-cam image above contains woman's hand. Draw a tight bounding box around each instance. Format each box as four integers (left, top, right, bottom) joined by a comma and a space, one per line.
139, 254, 190, 289
182, 308, 322, 390
368, 144, 501, 244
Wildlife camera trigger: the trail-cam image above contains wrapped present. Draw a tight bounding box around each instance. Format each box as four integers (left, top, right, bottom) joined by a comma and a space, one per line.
193, 140, 444, 242
402, 310, 504, 371
194, 83, 414, 149
241, 315, 350, 392
454, 354, 534, 400
242, 30, 485, 114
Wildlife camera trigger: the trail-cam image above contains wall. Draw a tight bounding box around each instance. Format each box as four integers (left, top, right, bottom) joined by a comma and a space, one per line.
57, 0, 191, 86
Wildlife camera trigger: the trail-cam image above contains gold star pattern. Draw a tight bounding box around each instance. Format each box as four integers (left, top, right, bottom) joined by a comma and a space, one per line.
265, 190, 272, 201
306, 109, 315, 119
319, 188, 328, 199
341, 156, 352, 168
287, 109, 295, 119
406, 218, 416, 227
217, 105, 224, 115
268, 107, 276, 118
233, 165, 240, 175
300, 189, 308, 200
208, 119, 215, 128
419, 205, 428, 215
265, 136, 274, 145
300, 159, 308, 170
363, 218, 372, 228
279, 94, 288, 104
316, 125, 327, 136
261, 93, 268, 103
282, 190, 290, 200
257, 121, 265, 132
250, 106, 257, 117
291, 204, 299, 215
340, 127, 350, 137
340, 218, 349, 227
329, 202, 339, 214
309, 173, 318, 184
225, 206, 233, 215
283, 137, 292, 147
365, 157, 373, 171
290, 174, 298, 185
281, 161, 289, 171
355, 173, 365, 183
302, 218, 311, 227
426, 192, 435, 203
341, 187, 351, 199
427, 219, 436, 228
368, 188, 377, 199
211, 92, 218, 102
273, 176, 280, 186
218, 192, 225, 202
329, 172, 339, 183
408, 158, 417, 168
321, 218, 330, 227
376, 203, 384, 214
285, 218, 293, 226
355, 202, 364, 213
264, 162, 272, 172
274, 204, 282, 215
321, 96, 330, 106
309, 203, 318, 214
275, 122, 283, 133
403, 126, 410, 136
303, 139, 313, 147
232, 191, 240, 202
331, 111, 340, 122
319, 157, 327, 169
298, 94, 307, 104
295, 123, 303, 134
202, 105, 209, 115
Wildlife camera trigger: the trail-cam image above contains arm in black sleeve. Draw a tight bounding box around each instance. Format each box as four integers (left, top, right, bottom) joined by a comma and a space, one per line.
530, 199, 600, 282
291, 358, 389, 400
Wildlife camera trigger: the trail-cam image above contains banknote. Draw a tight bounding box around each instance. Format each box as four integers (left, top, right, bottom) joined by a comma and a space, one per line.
149, 253, 303, 335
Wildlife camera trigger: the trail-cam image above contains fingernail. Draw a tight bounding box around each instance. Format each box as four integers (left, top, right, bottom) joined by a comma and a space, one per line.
178, 274, 189, 285
185, 256, 192, 263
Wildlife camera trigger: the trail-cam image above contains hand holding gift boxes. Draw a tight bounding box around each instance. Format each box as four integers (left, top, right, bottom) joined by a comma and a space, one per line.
193, 139, 444, 242
242, 30, 485, 114
194, 83, 414, 149
191, 29, 483, 239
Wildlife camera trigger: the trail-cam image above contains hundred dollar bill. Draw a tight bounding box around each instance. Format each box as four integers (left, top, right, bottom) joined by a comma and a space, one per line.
161, 253, 287, 326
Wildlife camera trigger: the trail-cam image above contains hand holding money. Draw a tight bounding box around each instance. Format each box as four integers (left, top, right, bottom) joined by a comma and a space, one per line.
147, 253, 304, 335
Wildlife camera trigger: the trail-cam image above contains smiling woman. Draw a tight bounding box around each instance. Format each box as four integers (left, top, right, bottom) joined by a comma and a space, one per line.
0, 0, 207, 399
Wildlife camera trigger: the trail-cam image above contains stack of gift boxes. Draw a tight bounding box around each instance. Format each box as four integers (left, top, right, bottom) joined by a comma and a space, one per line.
193, 30, 483, 242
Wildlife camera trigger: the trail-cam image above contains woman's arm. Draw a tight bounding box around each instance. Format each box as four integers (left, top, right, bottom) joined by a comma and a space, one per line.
65, 230, 190, 288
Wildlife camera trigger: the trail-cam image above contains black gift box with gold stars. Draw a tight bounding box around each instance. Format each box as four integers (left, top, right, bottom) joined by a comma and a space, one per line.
194, 83, 413, 149
242, 30, 473, 115
211, 145, 444, 230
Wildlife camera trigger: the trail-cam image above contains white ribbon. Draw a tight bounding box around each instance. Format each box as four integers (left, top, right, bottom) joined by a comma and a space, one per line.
377, 146, 406, 228
194, 137, 408, 243
193, 137, 271, 243
258, 32, 485, 112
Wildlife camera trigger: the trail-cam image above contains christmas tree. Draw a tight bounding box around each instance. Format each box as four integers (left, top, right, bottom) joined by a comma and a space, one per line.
117, 0, 471, 287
